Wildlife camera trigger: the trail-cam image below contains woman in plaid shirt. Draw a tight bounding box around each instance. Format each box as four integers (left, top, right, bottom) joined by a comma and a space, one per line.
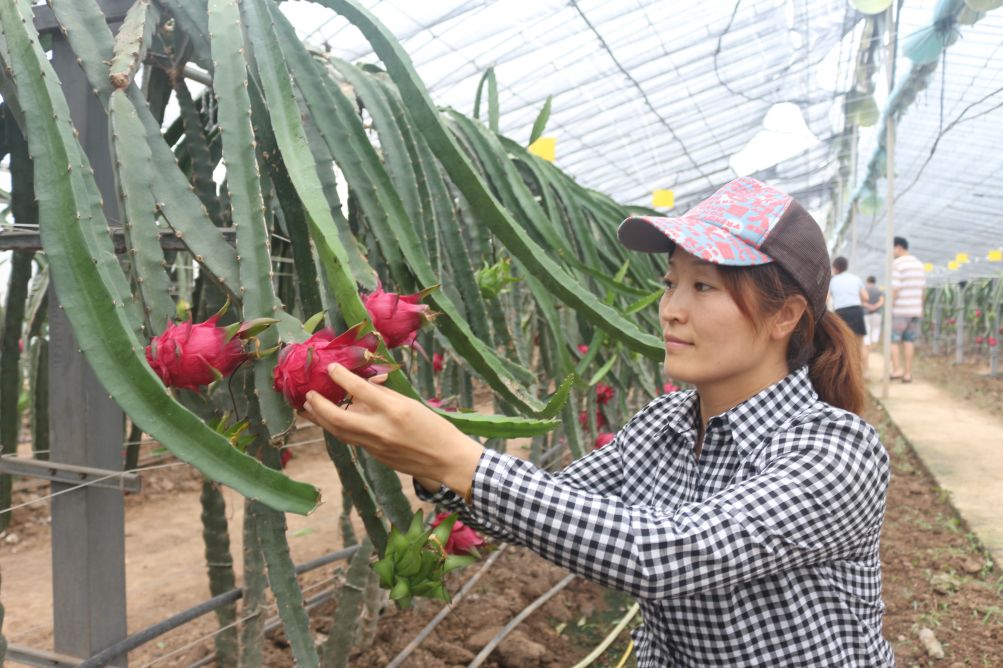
304, 178, 894, 667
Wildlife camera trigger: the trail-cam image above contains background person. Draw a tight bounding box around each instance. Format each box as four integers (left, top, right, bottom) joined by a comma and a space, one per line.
890, 237, 926, 382
864, 275, 885, 351
829, 256, 869, 371
302, 178, 893, 667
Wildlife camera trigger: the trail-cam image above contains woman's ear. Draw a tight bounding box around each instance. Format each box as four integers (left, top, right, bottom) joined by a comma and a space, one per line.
770, 295, 807, 341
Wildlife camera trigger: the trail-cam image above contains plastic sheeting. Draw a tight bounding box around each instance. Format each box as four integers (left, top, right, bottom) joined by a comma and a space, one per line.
284, 0, 860, 225
286, 1, 997, 283
842, 1, 1003, 283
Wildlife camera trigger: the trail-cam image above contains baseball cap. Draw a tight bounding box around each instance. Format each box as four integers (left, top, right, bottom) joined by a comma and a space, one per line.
617, 177, 831, 318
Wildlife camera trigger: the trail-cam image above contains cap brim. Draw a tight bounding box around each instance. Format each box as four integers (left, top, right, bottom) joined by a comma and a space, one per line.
617, 215, 774, 266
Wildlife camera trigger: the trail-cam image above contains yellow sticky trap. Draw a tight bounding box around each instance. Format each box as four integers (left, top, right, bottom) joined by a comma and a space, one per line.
987, 249, 1002, 262
955, 252, 970, 264
923, 263, 934, 272
652, 189, 675, 209
528, 137, 556, 162
948, 260, 959, 271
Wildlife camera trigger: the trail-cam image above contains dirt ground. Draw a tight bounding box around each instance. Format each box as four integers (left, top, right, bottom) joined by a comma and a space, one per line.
1, 382, 1002, 666
911, 348, 1003, 421
865, 400, 1003, 667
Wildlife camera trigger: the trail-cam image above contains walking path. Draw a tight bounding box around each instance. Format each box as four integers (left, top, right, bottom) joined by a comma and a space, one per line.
865, 352, 1003, 565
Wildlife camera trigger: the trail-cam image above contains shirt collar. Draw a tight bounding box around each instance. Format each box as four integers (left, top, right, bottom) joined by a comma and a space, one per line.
659, 366, 818, 455
719, 366, 818, 457
657, 388, 700, 440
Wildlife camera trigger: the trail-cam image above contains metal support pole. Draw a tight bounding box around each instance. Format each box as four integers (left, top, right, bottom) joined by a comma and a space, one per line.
881, 4, 896, 400
931, 298, 942, 356
991, 305, 1001, 377
48, 21, 127, 667
848, 125, 859, 268
955, 296, 965, 365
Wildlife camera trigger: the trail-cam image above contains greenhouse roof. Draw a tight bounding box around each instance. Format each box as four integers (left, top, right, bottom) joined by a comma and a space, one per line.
283, 0, 1003, 284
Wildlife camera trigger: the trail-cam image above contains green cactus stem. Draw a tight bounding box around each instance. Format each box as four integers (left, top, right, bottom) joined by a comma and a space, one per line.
0, 250, 31, 529
255, 501, 320, 668
321, 536, 373, 668
173, 76, 224, 227
200, 479, 238, 668
244, 0, 564, 436
242, 372, 319, 667
28, 337, 49, 463
347, 67, 492, 343
208, 0, 289, 436
316, 0, 663, 360
108, 0, 158, 90
108, 89, 175, 333
339, 486, 357, 547
47, 1, 245, 302
253, 1, 557, 416
158, 0, 211, 70
240, 498, 267, 668
324, 434, 388, 555
0, 0, 319, 514
0, 570, 7, 663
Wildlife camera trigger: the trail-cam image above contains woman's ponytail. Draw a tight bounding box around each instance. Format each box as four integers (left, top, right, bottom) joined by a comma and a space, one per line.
720, 263, 868, 415
807, 311, 866, 414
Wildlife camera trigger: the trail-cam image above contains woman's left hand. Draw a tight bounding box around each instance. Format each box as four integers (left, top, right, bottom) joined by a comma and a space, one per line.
300, 363, 484, 497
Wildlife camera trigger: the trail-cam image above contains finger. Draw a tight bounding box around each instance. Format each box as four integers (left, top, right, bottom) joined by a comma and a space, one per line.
326, 363, 383, 404
304, 389, 375, 439
369, 373, 389, 385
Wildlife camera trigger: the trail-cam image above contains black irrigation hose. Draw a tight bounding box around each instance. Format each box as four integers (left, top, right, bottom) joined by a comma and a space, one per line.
467, 573, 577, 668
187, 584, 341, 668
77, 545, 361, 668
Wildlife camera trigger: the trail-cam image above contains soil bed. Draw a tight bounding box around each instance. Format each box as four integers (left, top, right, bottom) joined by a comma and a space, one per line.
866, 400, 1003, 666
911, 348, 1003, 420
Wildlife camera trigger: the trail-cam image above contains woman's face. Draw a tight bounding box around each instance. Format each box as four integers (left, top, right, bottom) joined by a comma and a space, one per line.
658, 249, 775, 390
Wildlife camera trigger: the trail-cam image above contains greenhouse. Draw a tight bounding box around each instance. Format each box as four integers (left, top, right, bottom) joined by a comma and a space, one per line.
0, 0, 1001, 666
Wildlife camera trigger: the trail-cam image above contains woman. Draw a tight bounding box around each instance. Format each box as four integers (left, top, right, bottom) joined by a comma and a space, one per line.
864, 275, 885, 349
829, 256, 870, 371
303, 178, 893, 667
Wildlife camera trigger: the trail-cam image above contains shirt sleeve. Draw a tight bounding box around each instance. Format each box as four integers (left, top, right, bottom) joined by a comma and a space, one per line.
891, 259, 904, 289
456, 412, 889, 601
414, 428, 629, 545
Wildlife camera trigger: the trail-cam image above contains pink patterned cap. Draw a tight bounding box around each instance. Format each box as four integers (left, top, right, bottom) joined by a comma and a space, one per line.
618, 177, 831, 317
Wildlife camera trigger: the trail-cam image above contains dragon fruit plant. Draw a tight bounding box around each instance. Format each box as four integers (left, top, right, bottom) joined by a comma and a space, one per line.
372, 511, 479, 609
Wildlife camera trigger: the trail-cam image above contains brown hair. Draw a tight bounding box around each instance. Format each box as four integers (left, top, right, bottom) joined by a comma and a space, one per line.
717, 263, 866, 414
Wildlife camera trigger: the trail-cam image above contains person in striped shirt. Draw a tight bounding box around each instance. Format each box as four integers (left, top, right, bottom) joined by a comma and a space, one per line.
890, 236, 926, 382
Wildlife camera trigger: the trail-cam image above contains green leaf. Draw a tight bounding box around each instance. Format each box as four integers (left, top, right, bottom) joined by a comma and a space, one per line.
394, 548, 423, 578
431, 513, 458, 546
443, 554, 477, 573
434, 410, 560, 438
371, 555, 395, 588
528, 94, 552, 145
406, 508, 425, 539
237, 317, 280, 340
389, 578, 410, 601
587, 354, 618, 387
302, 310, 326, 334
622, 288, 663, 316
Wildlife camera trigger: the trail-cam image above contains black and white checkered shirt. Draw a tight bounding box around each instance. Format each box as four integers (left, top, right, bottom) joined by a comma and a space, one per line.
419, 367, 894, 666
